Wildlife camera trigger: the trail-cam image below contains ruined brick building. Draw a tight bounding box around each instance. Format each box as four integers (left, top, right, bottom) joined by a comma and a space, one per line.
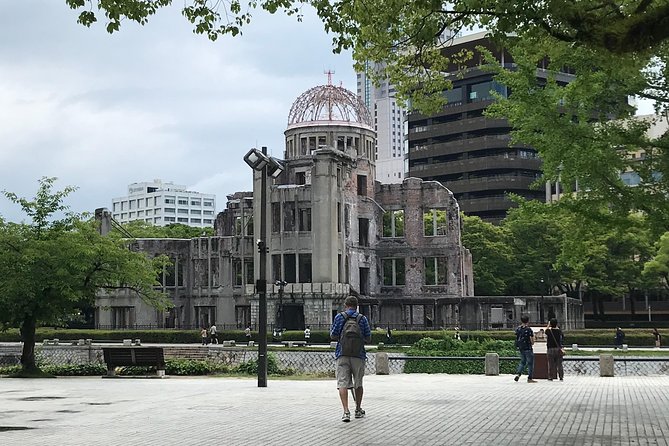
95, 82, 475, 330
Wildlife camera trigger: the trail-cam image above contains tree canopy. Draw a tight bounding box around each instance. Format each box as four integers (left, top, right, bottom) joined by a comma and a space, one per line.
0, 178, 168, 374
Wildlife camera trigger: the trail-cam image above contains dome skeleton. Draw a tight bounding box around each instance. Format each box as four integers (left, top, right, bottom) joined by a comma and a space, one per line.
287, 82, 372, 129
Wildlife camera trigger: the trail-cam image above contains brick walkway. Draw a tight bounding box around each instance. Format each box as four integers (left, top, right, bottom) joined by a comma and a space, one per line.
1, 374, 668, 445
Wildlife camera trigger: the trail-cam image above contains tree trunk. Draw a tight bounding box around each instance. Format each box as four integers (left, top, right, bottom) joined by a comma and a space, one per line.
20, 315, 39, 373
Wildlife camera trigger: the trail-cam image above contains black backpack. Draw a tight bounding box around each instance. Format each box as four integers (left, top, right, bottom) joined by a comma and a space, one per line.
339, 312, 364, 357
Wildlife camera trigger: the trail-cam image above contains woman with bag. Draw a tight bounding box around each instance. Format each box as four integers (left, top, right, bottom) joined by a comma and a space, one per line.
546, 318, 564, 381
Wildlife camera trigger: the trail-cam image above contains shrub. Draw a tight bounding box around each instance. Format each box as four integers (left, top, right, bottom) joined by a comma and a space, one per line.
235, 353, 293, 376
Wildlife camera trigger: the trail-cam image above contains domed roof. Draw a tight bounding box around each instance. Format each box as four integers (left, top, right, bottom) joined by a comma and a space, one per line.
287, 84, 373, 129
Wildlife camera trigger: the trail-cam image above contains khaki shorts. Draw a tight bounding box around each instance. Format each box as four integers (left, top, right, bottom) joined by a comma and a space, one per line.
336, 356, 365, 389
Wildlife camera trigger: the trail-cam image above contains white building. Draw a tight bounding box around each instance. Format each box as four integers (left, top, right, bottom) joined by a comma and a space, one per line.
111, 179, 216, 227
356, 64, 406, 184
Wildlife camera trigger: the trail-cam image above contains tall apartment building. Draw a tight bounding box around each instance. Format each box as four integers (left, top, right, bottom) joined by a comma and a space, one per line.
357, 64, 407, 184
407, 31, 575, 223
111, 179, 216, 227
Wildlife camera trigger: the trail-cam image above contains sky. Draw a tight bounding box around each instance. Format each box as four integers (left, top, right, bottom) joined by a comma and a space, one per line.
0, 1, 356, 222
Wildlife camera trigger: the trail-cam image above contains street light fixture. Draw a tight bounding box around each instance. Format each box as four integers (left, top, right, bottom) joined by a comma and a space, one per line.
243, 147, 285, 388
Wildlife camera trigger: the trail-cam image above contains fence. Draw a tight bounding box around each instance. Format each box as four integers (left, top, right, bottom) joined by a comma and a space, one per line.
2, 345, 669, 377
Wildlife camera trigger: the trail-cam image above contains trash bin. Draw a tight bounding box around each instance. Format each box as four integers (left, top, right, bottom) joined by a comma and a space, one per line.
533, 352, 548, 379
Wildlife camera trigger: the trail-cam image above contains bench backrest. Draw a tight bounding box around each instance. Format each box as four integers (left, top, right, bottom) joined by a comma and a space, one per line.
102, 347, 165, 367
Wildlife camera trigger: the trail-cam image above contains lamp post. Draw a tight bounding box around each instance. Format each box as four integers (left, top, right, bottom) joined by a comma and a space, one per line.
243, 147, 285, 388
539, 278, 545, 325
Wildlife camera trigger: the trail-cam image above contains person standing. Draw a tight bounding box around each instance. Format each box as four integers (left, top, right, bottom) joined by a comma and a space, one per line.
514, 315, 536, 383
245, 325, 252, 343
546, 318, 564, 381
330, 296, 372, 422
614, 327, 625, 349
209, 323, 218, 344
200, 327, 208, 345
653, 328, 662, 348
304, 325, 311, 346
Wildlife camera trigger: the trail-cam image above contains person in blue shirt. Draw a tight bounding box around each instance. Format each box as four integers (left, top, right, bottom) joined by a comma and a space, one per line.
330, 296, 372, 422
514, 314, 537, 383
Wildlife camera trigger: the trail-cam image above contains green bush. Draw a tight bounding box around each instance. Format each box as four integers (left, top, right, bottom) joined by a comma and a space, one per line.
235, 353, 294, 376
404, 336, 518, 374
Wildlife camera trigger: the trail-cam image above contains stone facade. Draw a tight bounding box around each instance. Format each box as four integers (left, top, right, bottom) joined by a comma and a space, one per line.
95, 83, 475, 331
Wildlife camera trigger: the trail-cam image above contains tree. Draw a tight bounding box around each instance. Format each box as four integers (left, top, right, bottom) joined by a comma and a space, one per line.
461, 214, 512, 295
644, 232, 669, 289
118, 220, 214, 238
0, 178, 168, 375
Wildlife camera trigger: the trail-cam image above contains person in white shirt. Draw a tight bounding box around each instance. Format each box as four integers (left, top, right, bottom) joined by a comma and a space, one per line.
304, 326, 311, 345
209, 324, 218, 344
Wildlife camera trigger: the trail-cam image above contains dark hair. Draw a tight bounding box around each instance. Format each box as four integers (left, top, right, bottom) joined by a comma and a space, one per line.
344, 296, 358, 308
549, 318, 558, 328
520, 315, 529, 324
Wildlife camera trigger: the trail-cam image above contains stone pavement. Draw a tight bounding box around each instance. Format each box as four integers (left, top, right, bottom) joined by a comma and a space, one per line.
1, 374, 668, 446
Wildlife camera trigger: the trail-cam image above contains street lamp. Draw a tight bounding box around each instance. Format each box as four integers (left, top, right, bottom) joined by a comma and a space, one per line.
539, 278, 545, 325
243, 147, 285, 388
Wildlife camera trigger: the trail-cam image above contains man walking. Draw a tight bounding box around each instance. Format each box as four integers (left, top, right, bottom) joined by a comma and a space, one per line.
514, 315, 536, 383
209, 323, 218, 344
330, 296, 372, 422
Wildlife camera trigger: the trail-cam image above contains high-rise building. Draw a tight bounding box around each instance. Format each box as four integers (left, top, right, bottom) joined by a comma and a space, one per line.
111, 179, 216, 227
406, 31, 575, 223
357, 64, 407, 184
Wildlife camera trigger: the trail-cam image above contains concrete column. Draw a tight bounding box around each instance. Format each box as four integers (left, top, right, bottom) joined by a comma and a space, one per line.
376, 352, 390, 375
600, 354, 614, 377
485, 352, 499, 376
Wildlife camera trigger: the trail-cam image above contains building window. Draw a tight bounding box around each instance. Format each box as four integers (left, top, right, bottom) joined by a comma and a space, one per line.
203, 219, 212, 224
164, 196, 175, 204
337, 203, 341, 233
284, 254, 296, 283
233, 260, 243, 286
383, 210, 405, 238
359, 267, 369, 295
382, 258, 405, 286
191, 199, 201, 206
357, 175, 367, 196
244, 259, 253, 285
204, 201, 214, 207
424, 209, 448, 236
191, 209, 201, 214
272, 254, 282, 282
178, 209, 189, 214
164, 208, 175, 213
299, 207, 312, 231
424, 257, 448, 285
358, 218, 369, 246
177, 217, 188, 223
178, 199, 188, 205
191, 218, 201, 224
296, 171, 306, 185
298, 253, 312, 283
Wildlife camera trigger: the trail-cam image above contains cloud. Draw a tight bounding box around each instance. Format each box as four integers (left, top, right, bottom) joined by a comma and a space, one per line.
0, 1, 355, 221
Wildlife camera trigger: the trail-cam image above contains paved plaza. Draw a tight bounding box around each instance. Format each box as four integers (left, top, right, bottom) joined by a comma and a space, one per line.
1, 374, 668, 446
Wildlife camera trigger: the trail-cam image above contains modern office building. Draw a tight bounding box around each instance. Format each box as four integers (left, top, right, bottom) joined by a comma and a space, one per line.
357, 63, 407, 184
111, 179, 216, 227
406, 31, 575, 223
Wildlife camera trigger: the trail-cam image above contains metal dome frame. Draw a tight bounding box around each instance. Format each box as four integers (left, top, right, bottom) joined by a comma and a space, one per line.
287, 84, 373, 128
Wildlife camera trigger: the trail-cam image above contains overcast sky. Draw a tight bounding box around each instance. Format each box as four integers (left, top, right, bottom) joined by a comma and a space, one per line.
0, 1, 356, 222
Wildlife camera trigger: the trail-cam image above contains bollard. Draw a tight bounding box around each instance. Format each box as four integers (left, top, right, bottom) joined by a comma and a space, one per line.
123, 339, 132, 346
622, 344, 628, 351
485, 352, 500, 376
376, 352, 390, 375
572, 343, 578, 351
600, 354, 614, 377
330, 341, 338, 348
248, 341, 254, 347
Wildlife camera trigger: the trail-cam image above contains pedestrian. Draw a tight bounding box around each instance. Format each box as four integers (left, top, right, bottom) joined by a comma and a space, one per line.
653, 328, 661, 348
200, 327, 208, 345
304, 325, 311, 346
614, 327, 625, 349
245, 325, 252, 343
330, 296, 372, 422
386, 327, 394, 345
514, 314, 537, 383
545, 318, 564, 381
209, 323, 218, 344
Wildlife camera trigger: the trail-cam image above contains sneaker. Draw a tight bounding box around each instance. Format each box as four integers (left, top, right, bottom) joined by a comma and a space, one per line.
527, 379, 538, 383
342, 412, 350, 423
559, 378, 564, 381
514, 375, 520, 382
355, 408, 365, 419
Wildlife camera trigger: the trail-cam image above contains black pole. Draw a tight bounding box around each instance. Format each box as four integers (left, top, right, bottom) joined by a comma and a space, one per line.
257, 147, 268, 388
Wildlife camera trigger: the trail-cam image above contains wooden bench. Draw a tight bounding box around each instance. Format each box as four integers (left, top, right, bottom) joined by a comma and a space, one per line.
102, 347, 165, 377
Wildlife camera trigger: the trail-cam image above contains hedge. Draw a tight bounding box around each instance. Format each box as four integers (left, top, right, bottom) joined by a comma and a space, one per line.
0, 327, 665, 347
